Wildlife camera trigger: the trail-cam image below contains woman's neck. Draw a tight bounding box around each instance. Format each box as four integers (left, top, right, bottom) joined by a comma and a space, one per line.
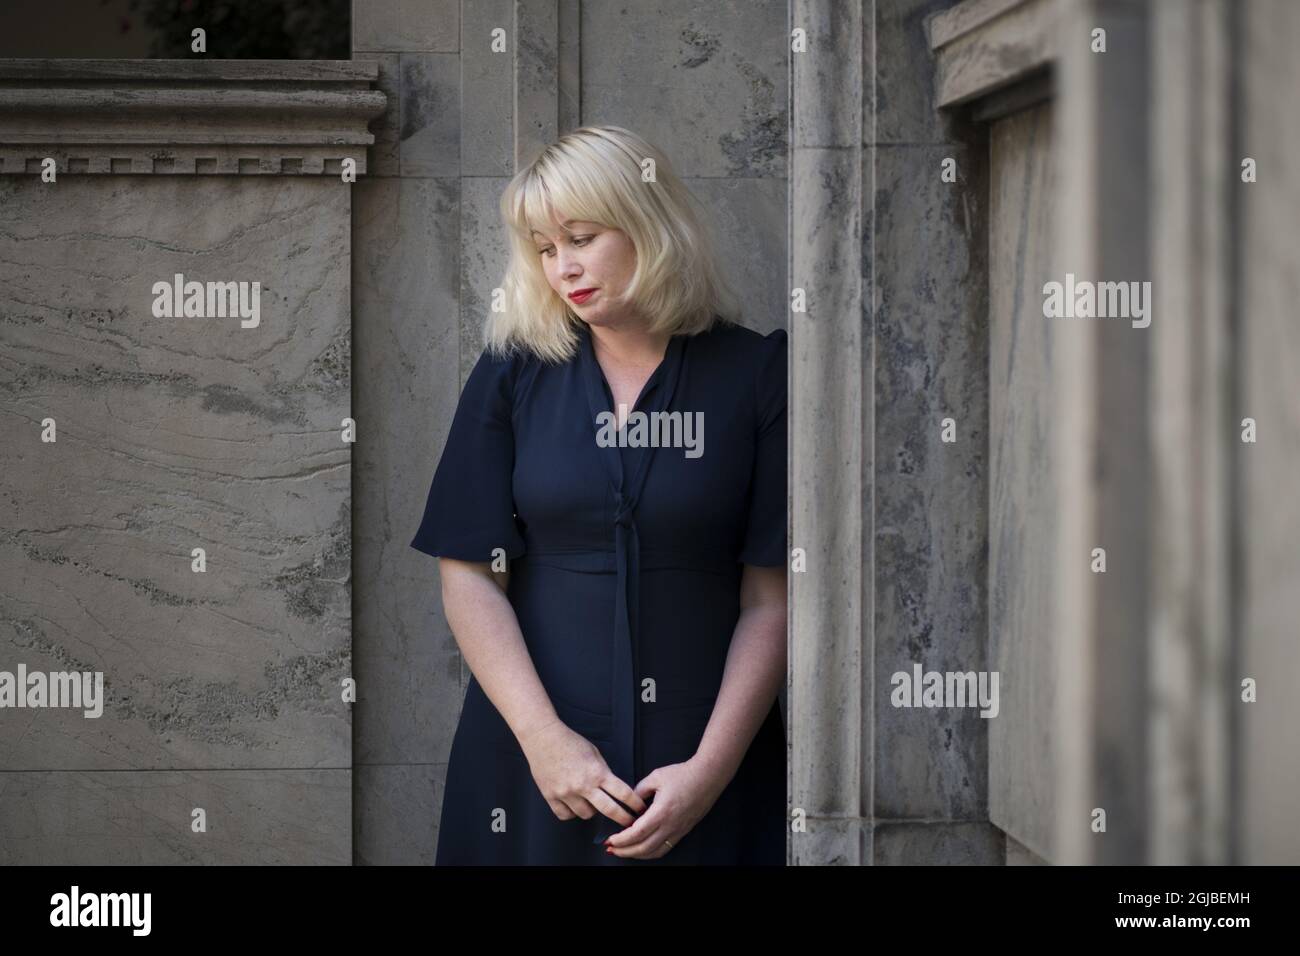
587, 321, 670, 369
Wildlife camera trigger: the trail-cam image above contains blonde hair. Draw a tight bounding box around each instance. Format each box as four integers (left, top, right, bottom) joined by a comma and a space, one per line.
485, 125, 742, 363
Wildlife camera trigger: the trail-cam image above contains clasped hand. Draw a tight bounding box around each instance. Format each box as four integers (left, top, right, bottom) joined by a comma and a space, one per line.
519, 718, 727, 859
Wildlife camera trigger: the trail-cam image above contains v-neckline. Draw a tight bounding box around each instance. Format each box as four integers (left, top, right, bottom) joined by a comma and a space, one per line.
579, 323, 679, 427
576, 320, 689, 488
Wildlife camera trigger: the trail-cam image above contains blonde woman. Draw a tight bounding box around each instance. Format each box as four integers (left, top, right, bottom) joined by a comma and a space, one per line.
411, 125, 787, 865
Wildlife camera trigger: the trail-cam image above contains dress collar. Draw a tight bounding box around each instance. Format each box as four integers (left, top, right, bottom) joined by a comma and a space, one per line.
575, 320, 687, 401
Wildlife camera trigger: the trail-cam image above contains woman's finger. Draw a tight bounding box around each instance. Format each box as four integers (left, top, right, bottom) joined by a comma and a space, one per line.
605, 800, 664, 848
609, 825, 670, 859
546, 798, 575, 820
563, 795, 599, 820
601, 775, 650, 817
587, 787, 639, 827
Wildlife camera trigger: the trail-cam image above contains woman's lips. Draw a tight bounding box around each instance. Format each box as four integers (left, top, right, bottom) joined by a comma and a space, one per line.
568, 288, 597, 303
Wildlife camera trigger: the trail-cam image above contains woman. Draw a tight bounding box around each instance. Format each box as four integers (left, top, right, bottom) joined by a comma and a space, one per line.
410, 125, 788, 865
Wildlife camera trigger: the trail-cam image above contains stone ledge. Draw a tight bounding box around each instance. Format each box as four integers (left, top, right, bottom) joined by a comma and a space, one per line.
0, 59, 387, 175
928, 0, 1057, 110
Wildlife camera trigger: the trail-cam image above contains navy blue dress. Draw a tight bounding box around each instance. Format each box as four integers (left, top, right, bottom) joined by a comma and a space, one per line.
410, 317, 787, 865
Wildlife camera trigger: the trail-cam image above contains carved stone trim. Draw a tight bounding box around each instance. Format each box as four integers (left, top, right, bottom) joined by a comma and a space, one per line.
928, 0, 1056, 110
0, 59, 387, 175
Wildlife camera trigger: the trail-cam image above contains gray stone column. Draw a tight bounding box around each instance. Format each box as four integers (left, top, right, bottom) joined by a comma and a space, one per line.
1049, 0, 1156, 866
1147, 0, 1233, 866
869, 0, 993, 866
1236, 0, 1300, 867
791, 0, 994, 865
789, 0, 869, 865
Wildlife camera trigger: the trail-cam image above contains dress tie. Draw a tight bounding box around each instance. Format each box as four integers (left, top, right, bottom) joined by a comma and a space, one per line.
613, 491, 635, 528
576, 323, 688, 845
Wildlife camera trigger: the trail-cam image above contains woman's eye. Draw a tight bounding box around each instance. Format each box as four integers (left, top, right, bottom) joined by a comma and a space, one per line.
538, 238, 595, 256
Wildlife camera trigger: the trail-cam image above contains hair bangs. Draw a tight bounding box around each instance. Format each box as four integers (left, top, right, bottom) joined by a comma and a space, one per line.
485, 125, 741, 364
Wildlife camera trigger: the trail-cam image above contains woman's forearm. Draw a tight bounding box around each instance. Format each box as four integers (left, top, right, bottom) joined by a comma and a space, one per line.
439, 558, 563, 751
692, 566, 788, 787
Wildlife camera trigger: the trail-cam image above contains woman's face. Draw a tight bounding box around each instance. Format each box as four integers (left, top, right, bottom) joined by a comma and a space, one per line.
532, 218, 640, 328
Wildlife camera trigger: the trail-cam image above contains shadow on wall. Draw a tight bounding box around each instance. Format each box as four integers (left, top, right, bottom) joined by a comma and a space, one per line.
0, 0, 349, 58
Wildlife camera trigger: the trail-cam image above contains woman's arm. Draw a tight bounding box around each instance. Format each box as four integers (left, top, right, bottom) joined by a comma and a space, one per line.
438, 556, 649, 826
691, 563, 789, 787
437, 557, 564, 749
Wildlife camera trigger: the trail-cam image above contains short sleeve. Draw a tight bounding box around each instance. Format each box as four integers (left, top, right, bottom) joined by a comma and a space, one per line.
738, 327, 788, 567
409, 348, 526, 563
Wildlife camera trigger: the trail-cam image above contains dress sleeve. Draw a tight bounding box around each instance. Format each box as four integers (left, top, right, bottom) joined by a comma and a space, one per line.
737, 327, 789, 567
409, 348, 526, 562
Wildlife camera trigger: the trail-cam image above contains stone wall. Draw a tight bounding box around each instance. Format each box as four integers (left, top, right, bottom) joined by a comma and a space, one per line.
0, 60, 381, 863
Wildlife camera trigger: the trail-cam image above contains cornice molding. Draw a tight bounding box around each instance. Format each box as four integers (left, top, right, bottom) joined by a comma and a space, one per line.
0, 59, 387, 175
